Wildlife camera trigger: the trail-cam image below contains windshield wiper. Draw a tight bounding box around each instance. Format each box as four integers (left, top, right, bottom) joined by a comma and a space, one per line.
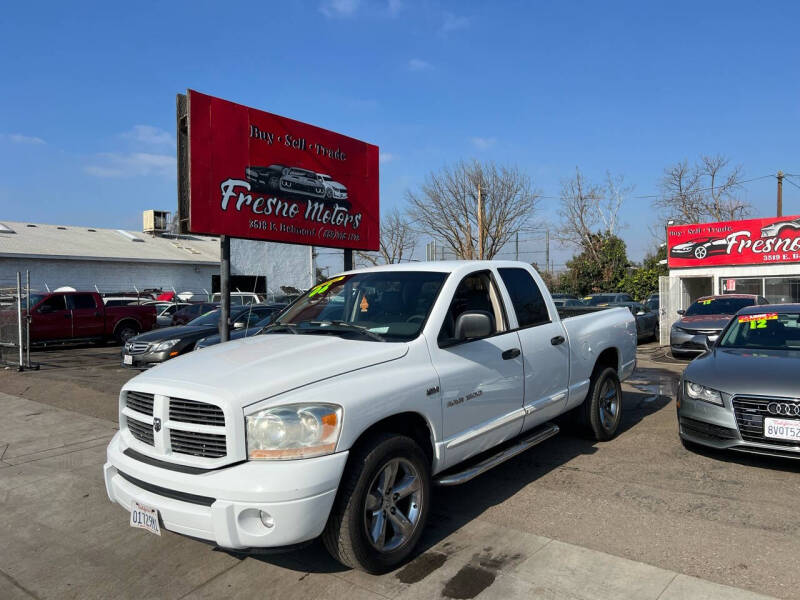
261, 323, 300, 335
307, 321, 386, 342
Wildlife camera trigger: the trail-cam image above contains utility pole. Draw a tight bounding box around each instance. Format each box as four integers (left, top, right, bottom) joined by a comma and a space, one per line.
545, 230, 550, 274
477, 182, 484, 260
777, 171, 784, 217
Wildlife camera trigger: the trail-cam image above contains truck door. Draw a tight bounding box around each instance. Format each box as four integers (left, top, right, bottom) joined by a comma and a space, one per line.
430, 270, 525, 468
68, 293, 105, 338
496, 267, 570, 430
29, 294, 71, 341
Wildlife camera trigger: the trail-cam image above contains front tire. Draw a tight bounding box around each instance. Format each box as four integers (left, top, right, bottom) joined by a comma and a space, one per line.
322, 433, 430, 573
581, 367, 623, 441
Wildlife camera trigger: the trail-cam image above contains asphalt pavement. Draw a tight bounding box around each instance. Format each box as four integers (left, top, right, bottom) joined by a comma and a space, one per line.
0, 342, 796, 599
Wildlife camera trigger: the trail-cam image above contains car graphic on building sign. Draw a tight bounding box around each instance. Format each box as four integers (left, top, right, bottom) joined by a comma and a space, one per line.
669, 236, 729, 260
760, 218, 800, 238
315, 173, 348, 200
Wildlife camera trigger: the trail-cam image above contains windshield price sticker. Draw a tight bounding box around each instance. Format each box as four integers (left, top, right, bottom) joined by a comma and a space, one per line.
738, 313, 778, 323
309, 276, 346, 298
700, 299, 713, 305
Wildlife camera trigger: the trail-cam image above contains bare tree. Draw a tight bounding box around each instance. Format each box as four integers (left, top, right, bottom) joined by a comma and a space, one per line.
356, 208, 418, 266
407, 160, 540, 260
556, 167, 631, 261
655, 154, 749, 223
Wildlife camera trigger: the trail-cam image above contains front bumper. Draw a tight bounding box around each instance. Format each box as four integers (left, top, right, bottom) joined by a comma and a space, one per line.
677, 387, 800, 459
670, 328, 719, 354
121, 349, 172, 369
104, 432, 348, 548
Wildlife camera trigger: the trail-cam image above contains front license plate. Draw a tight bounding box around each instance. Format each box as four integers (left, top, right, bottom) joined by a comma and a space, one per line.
764, 418, 800, 442
130, 501, 161, 536
123, 354, 133, 365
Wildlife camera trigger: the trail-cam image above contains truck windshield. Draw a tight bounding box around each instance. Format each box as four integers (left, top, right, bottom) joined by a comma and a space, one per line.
270, 271, 448, 341
718, 312, 800, 350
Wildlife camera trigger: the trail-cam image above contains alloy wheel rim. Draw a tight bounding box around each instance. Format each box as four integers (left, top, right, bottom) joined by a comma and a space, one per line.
363, 458, 422, 552
599, 379, 619, 430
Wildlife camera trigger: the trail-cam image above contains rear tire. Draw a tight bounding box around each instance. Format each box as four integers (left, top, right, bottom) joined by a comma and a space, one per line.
580, 367, 623, 441
322, 433, 430, 573
114, 322, 139, 344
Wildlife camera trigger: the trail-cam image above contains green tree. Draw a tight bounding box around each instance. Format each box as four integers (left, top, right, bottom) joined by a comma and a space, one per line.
563, 233, 629, 296
618, 246, 668, 301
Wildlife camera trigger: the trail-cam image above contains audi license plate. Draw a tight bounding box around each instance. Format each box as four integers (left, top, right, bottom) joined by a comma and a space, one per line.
764, 418, 800, 442
130, 501, 161, 536
123, 354, 133, 365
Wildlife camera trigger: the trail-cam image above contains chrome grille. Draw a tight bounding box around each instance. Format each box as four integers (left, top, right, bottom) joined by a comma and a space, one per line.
169, 398, 225, 426
733, 396, 800, 448
126, 391, 154, 415
127, 417, 154, 446
170, 430, 226, 458
125, 342, 150, 355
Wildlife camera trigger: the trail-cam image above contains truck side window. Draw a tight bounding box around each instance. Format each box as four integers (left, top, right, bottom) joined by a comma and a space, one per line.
39, 295, 67, 312
68, 294, 97, 310
497, 268, 550, 328
438, 271, 506, 345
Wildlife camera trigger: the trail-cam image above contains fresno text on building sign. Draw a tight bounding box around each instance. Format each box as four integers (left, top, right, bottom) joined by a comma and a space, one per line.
668, 215, 800, 268
187, 90, 379, 250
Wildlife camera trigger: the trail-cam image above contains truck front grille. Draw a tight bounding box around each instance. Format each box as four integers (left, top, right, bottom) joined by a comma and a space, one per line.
170, 430, 227, 458
733, 396, 800, 448
126, 391, 154, 416
127, 417, 154, 446
169, 398, 225, 426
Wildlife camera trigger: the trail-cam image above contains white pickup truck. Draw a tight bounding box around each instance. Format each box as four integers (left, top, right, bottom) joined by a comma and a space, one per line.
104, 261, 636, 573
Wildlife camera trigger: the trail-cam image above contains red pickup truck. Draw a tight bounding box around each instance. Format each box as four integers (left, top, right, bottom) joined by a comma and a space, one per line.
28, 291, 156, 344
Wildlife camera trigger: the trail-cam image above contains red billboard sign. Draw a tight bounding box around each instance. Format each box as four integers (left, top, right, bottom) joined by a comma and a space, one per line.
187, 90, 379, 250
668, 215, 800, 268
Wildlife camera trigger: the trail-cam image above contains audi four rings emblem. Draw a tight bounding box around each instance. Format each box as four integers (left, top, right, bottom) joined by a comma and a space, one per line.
766, 402, 800, 416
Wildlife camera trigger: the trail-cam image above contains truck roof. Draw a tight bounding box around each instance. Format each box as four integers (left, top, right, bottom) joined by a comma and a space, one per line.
342, 260, 536, 277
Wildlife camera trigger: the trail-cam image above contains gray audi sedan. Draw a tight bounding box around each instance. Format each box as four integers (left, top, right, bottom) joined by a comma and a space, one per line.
678, 304, 800, 458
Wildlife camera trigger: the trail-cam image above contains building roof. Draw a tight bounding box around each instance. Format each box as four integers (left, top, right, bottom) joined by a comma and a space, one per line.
0, 221, 219, 265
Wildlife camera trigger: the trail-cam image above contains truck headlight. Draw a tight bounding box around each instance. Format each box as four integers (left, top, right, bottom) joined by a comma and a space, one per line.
246, 403, 342, 460
153, 339, 180, 352
684, 380, 723, 405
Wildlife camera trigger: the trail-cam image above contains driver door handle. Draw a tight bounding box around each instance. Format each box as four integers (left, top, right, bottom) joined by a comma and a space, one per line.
502, 348, 521, 360
551, 336, 565, 345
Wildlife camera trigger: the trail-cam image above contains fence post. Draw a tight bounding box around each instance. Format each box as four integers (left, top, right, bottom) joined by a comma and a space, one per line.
25, 270, 31, 368
16, 272, 23, 370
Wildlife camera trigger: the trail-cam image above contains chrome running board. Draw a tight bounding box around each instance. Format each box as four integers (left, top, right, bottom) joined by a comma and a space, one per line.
435, 422, 560, 486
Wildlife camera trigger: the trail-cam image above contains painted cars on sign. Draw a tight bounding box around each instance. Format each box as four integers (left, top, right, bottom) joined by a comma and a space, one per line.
669, 236, 728, 260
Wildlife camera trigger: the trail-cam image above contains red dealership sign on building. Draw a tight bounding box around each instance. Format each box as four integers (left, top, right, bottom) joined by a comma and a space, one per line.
668, 215, 800, 268
187, 90, 379, 250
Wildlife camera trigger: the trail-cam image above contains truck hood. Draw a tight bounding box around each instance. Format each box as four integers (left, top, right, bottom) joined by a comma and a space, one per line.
684, 347, 800, 398
124, 333, 409, 409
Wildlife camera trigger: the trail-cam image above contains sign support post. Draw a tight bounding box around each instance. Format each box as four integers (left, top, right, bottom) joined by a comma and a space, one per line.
344, 248, 353, 271
220, 235, 230, 342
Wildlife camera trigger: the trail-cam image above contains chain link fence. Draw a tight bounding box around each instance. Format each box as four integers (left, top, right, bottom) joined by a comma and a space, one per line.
0, 271, 35, 370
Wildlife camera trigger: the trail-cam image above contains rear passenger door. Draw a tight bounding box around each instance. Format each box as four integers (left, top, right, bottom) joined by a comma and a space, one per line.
497, 267, 570, 430
68, 293, 105, 338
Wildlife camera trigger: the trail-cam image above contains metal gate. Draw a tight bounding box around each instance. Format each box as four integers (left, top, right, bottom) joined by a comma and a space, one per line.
0, 271, 36, 370
658, 275, 681, 346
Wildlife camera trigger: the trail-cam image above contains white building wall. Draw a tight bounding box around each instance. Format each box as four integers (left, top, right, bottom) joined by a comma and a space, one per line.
230, 240, 313, 294
0, 257, 217, 295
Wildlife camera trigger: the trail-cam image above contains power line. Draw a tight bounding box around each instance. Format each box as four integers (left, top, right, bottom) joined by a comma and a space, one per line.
783, 177, 800, 192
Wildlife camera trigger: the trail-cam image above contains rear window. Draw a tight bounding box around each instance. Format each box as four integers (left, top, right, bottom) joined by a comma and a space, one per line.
498, 268, 549, 328
68, 294, 97, 310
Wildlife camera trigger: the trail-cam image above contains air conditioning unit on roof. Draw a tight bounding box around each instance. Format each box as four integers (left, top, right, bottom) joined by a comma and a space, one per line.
143, 210, 170, 234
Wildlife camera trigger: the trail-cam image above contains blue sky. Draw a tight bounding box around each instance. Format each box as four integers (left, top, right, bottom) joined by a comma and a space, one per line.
1, 0, 798, 268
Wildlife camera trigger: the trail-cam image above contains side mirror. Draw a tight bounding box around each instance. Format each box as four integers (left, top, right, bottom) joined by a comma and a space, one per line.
38, 304, 53, 314
677, 309, 686, 316
233, 321, 246, 330
690, 334, 711, 351
454, 310, 493, 341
